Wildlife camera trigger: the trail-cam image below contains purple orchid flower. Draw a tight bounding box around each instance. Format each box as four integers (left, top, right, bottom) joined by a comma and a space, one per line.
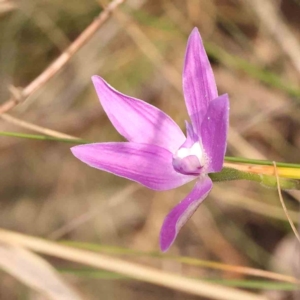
71, 28, 229, 252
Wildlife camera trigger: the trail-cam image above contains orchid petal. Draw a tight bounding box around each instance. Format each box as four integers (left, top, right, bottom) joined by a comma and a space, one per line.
92, 76, 185, 152
183, 28, 218, 134
160, 176, 213, 251
71, 142, 195, 191
201, 94, 229, 173
182, 121, 198, 148
172, 155, 202, 176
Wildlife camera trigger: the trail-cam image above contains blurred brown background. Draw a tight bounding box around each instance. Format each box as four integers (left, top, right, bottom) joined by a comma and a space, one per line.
1, 0, 300, 299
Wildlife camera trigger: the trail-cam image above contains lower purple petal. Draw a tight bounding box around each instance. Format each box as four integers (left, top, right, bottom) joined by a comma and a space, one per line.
159, 176, 213, 252
172, 155, 202, 176
71, 142, 196, 191
201, 94, 229, 173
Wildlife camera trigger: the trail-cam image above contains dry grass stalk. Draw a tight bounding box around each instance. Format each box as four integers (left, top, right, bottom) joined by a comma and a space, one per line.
0, 242, 82, 300
0, 0, 125, 115
0, 229, 269, 300
273, 161, 300, 244
0, 113, 79, 139
247, 0, 300, 75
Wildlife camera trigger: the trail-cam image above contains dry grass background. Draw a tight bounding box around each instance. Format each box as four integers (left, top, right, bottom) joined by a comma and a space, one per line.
0, 0, 300, 299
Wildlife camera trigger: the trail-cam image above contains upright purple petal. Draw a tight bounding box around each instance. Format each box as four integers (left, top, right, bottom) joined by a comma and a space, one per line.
182, 121, 199, 148
160, 176, 213, 251
71, 142, 195, 191
201, 94, 229, 173
183, 28, 218, 134
92, 76, 185, 152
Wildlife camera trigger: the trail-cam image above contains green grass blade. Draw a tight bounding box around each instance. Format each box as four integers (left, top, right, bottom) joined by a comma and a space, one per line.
2, 132, 300, 179
225, 156, 300, 169
0, 131, 88, 144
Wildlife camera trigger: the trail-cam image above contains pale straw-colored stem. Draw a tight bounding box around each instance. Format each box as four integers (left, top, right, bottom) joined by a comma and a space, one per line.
0, 114, 79, 140
0, 0, 125, 115
0, 229, 268, 300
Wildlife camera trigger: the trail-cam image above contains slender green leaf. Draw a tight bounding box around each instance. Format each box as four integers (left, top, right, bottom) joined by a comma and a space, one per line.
2, 132, 300, 184
0, 131, 88, 144
225, 156, 300, 169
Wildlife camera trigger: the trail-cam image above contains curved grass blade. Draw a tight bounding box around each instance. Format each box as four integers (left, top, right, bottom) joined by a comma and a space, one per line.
0, 131, 88, 144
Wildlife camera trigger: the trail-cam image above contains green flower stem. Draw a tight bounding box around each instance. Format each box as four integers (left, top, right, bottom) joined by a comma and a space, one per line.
210, 167, 261, 182
210, 168, 300, 190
